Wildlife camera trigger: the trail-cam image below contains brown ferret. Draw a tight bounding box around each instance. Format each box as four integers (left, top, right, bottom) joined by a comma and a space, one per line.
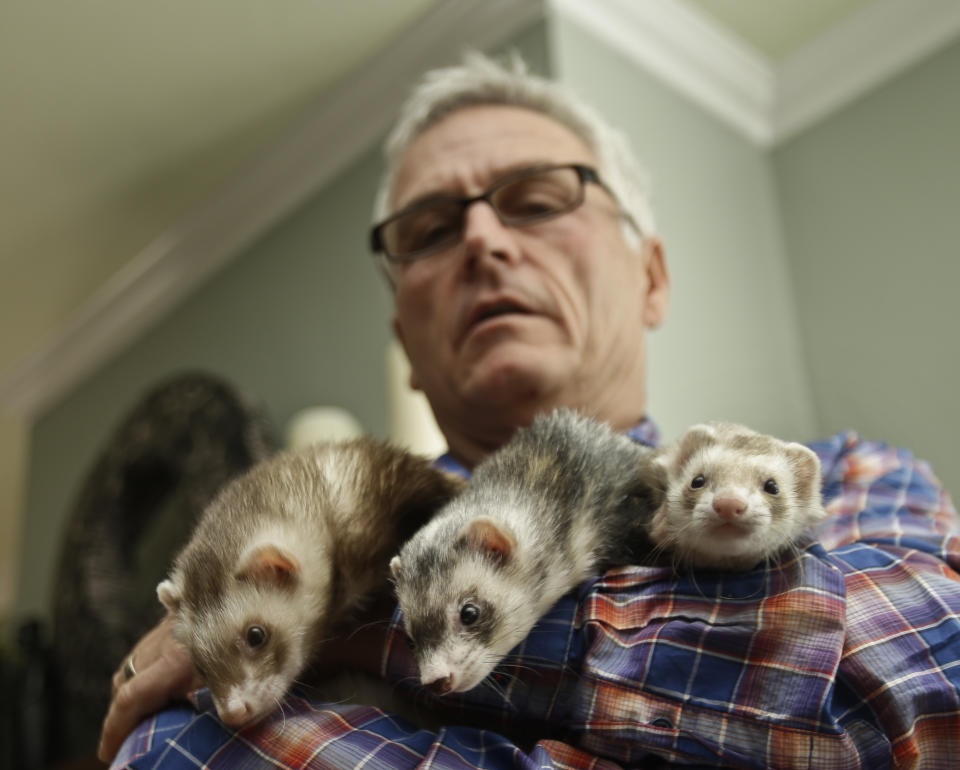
649, 422, 827, 570
157, 437, 465, 727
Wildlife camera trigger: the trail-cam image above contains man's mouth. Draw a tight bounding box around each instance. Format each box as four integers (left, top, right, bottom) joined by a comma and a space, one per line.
464, 299, 533, 336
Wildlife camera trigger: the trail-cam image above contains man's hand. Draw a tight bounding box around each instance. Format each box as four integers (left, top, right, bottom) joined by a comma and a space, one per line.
97, 614, 203, 763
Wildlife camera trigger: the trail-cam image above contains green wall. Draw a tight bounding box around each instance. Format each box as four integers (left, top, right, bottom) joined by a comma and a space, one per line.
17, 147, 393, 619
773, 39, 960, 497
550, 15, 818, 445
14, 24, 550, 622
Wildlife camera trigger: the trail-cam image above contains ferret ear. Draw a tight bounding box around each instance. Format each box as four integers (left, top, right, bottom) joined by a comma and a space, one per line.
671, 423, 717, 469
157, 578, 182, 614
389, 555, 402, 580
463, 517, 515, 564
392, 465, 468, 536
633, 452, 668, 509
417, 469, 468, 512
235, 544, 301, 588
786, 443, 827, 520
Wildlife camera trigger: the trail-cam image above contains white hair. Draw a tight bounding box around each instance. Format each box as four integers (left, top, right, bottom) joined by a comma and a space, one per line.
372, 51, 656, 243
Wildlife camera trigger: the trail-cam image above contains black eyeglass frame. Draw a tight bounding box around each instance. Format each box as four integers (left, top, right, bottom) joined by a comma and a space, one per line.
369, 163, 631, 262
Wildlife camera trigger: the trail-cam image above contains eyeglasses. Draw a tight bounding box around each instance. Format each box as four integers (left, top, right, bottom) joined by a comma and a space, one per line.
370, 163, 627, 268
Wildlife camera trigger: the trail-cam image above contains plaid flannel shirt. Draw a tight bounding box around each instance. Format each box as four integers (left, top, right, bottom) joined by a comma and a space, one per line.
113, 422, 960, 769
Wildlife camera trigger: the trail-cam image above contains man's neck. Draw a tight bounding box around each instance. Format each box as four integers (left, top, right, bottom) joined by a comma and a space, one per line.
438, 399, 649, 471
438, 413, 659, 476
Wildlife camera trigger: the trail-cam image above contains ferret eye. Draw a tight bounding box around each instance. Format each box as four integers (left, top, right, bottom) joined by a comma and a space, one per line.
690, 475, 706, 489
459, 603, 480, 626
246, 625, 268, 648
404, 635, 416, 652
764, 479, 779, 495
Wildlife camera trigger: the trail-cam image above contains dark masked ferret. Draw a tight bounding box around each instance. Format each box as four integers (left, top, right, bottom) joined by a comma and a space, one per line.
157, 437, 465, 727
649, 421, 827, 570
389, 409, 663, 695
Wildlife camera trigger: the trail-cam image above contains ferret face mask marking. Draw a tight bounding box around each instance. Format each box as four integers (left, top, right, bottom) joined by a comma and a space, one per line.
681, 448, 788, 553
651, 422, 827, 570
405, 592, 500, 695
158, 540, 316, 726
391, 517, 529, 694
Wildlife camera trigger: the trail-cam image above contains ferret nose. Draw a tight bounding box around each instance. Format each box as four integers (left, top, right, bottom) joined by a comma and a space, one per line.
219, 697, 253, 727
713, 495, 747, 520
424, 675, 454, 696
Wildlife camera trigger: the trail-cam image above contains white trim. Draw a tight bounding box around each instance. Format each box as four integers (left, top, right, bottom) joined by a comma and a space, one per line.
3, 0, 958, 417
551, 0, 960, 147
773, 0, 960, 141
550, 0, 776, 145
0, 0, 545, 417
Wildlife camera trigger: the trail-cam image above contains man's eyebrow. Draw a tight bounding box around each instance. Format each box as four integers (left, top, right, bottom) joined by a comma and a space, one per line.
396, 159, 560, 212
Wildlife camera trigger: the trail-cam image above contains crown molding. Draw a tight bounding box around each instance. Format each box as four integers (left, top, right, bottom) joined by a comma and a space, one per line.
0, 0, 545, 418
3, 0, 958, 418
550, 0, 776, 145
551, 0, 960, 147
773, 0, 960, 141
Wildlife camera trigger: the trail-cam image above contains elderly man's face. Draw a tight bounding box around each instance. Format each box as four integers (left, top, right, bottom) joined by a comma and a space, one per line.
390, 104, 668, 436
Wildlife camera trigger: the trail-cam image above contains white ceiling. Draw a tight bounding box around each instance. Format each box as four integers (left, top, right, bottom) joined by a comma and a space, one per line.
0, 0, 438, 382
684, 0, 877, 58
0, 0, 950, 417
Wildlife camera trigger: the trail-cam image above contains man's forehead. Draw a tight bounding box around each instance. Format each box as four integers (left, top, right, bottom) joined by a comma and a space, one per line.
391, 104, 596, 210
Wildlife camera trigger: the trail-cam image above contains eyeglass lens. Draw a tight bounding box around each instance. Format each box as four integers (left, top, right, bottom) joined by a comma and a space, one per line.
382, 166, 585, 260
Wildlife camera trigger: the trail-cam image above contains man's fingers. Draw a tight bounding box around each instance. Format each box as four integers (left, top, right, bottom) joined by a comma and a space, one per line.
99, 668, 166, 761
98, 637, 200, 762
111, 657, 133, 698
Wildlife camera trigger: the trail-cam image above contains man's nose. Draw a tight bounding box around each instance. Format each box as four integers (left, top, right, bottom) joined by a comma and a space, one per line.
462, 200, 520, 263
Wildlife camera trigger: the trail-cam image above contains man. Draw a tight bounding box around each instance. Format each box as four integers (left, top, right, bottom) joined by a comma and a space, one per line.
99, 53, 960, 768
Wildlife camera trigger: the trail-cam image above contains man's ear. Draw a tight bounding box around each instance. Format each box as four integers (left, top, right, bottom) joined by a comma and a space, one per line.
641, 236, 670, 329
392, 319, 422, 391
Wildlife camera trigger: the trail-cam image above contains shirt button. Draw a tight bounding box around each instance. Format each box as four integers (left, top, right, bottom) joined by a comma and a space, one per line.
650, 717, 673, 729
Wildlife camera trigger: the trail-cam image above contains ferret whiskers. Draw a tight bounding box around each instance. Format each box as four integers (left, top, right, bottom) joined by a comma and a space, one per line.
496, 661, 541, 680
480, 673, 517, 711
501, 655, 585, 685
645, 537, 672, 566
273, 695, 289, 736
346, 617, 393, 639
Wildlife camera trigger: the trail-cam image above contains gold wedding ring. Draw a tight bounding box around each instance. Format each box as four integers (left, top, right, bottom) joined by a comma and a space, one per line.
122, 655, 137, 681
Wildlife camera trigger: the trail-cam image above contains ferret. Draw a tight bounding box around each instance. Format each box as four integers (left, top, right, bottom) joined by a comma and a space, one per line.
649, 421, 827, 570
156, 437, 465, 727
389, 409, 664, 695
390, 413, 827, 697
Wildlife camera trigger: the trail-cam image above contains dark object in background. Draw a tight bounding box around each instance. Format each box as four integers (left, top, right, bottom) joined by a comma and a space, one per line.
18, 621, 57, 768
48, 372, 276, 760
0, 620, 58, 770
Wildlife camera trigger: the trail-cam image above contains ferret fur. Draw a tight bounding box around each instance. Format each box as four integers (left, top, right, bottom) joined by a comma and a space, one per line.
157, 437, 464, 727
389, 409, 663, 695
649, 422, 827, 570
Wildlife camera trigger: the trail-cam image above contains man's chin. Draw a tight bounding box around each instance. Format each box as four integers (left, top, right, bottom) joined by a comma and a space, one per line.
459, 350, 569, 408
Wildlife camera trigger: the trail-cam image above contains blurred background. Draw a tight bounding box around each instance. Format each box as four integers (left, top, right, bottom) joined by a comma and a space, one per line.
1, 0, 958, 765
